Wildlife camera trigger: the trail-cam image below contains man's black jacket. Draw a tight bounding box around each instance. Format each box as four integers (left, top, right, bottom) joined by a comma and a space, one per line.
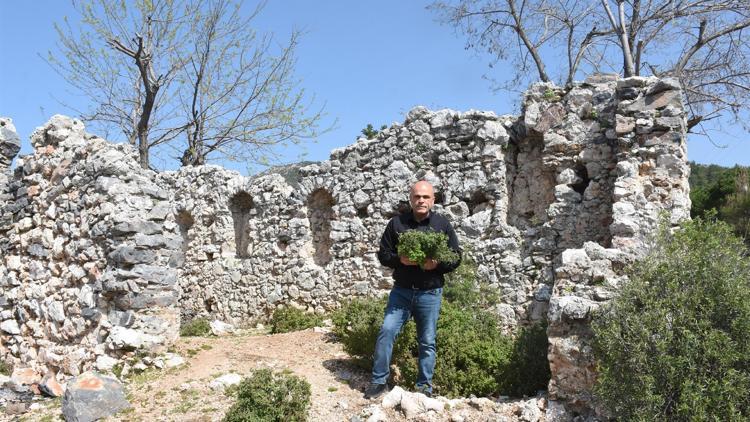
377, 211, 461, 290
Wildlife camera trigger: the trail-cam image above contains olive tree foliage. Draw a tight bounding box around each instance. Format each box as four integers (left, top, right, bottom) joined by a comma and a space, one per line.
48, 0, 325, 169
430, 0, 750, 130
592, 217, 750, 419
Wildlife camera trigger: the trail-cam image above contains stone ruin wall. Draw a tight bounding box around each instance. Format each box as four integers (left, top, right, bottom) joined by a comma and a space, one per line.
1, 76, 690, 416
0, 116, 182, 380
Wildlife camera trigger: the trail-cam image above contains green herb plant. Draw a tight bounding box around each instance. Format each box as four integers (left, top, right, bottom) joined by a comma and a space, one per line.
270, 306, 323, 334
396, 230, 459, 269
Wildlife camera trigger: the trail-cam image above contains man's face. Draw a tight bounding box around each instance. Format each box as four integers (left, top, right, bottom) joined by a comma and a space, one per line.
410, 182, 435, 220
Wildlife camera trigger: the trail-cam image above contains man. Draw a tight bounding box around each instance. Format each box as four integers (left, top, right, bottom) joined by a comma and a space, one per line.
364, 181, 461, 399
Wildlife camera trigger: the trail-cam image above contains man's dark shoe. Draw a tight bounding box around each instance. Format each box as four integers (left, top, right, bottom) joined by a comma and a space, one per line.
415, 385, 432, 397
364, 383, 388, 400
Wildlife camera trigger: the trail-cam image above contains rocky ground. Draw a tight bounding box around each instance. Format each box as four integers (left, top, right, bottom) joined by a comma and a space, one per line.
3, 328, 546, 421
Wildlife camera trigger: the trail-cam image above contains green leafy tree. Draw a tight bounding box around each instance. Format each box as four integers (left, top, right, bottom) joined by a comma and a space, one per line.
690, 163, 750, 241
361, 123, 387, 140
689, 162, 739, 218
593, 217, 750, 420
361, 123, 378, 139
49, 0, 191, 169
720, 168, 750, 240
177, 0, 326, 167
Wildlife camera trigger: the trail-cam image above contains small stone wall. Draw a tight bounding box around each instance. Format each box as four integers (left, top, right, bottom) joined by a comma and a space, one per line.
0, 76, 690, 417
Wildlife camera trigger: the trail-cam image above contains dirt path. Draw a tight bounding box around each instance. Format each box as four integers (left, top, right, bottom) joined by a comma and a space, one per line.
14, 329, 545, 421
123, 329, 379, 422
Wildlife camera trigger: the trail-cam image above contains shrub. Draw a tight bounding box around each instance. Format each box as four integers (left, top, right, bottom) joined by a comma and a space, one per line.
0, 361, 11, 376
501, 322, 551, 397
443, 254, 499, 309
425, 301, 513, 397
593, 217, 750, 420
224, 368, 311, 422
332, 258, 551, 398
332, 296, 416, 370
179, 318, 212, 337
361, 123, 379, 139
720, 186, 750, 241
270, 307, 323, 334
689, 162, 740, 218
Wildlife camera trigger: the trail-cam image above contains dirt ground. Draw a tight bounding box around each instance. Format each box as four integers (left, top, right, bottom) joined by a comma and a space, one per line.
10, 328, 545, 421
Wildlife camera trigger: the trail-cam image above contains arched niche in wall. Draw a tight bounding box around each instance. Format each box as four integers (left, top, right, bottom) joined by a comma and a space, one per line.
228, 191, 253, 258
175, 210, 195, 254
306, 188, 335, 266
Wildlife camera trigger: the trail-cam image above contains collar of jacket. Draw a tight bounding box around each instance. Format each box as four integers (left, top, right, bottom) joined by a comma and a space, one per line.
407, 210, 432, 224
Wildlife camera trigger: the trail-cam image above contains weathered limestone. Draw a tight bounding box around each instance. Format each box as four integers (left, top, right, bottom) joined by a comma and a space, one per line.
162, 108, 525, 326
0, 118, 22, 234
1, 115, 180, 390
543, 75, 690, 417
61, 371, 130, 421
0, 76, 690, 418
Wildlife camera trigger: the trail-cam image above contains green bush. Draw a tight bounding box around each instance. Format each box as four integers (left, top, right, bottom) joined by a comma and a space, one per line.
719, 172, 750, 241
690, 163, 750, 242
332, 296, 417, 370
224, 368, 311, 422
593, 217, 750, 420
0, 361, 11, 376
270, 307, 323, 334
179, 318, 212, 337
689, 162, 739, 218
501, 322, 551, 397
361, 123, 379, 140
332, 258, 550, 398
426, 301, 513, 397
443, 254, 499, 309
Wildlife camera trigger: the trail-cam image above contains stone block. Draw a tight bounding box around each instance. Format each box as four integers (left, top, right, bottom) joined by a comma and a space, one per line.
62, 372, 131, 422
1, 319, 21, 334
108, 246, 157, 265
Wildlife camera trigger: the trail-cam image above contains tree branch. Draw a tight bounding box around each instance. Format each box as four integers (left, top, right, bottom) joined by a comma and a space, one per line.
674, 18, 750, 74
507, 0, 550, 81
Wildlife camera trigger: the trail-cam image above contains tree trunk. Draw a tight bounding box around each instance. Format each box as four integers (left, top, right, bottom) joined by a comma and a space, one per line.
137, 88, 157, 169
180, 122, 206, 167
138, 131, 150, 169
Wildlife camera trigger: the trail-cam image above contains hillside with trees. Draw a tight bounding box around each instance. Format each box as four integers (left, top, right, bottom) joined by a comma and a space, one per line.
690, 162, 750, 240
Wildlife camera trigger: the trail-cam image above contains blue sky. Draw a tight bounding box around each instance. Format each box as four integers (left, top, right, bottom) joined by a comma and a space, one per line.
1, 1, 747, 174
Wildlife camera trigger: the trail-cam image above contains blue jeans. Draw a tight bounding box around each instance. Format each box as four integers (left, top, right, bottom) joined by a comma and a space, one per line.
371, 286, 443, 392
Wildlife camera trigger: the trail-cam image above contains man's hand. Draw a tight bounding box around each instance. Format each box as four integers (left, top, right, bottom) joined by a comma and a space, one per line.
400, 256, 417, 266
421, 258, 438, 271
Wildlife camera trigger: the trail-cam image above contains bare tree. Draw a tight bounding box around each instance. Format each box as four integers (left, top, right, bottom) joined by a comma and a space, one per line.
48, 0, 192, 169
430, 0, 750, 130
177, 0, 325, 167
48, 0, 325, 170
